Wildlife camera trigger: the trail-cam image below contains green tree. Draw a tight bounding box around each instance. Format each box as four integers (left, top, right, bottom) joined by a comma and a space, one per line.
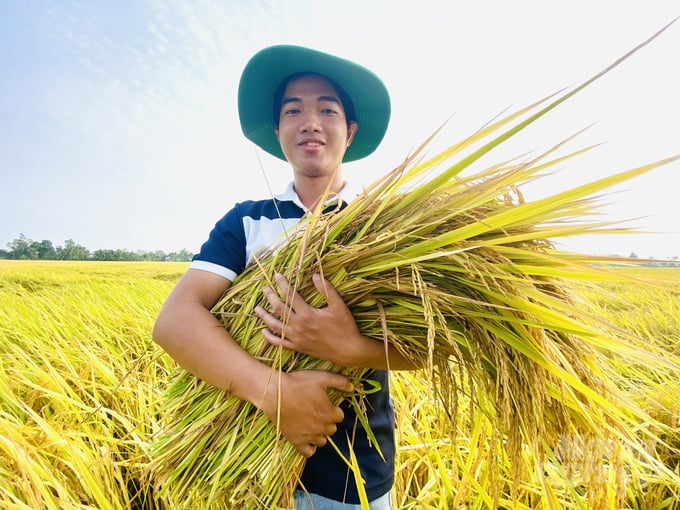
92, 249, 115, 261
168, 249, 193, 262
58, 239, 90, 260
31, 239, 57, 260
7, 234, 33, 259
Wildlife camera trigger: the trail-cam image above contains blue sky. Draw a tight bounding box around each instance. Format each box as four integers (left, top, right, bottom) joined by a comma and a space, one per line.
1, 1, 679, 258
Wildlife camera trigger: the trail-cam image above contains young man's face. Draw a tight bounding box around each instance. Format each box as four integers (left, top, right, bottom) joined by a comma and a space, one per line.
275, 74, 358, 178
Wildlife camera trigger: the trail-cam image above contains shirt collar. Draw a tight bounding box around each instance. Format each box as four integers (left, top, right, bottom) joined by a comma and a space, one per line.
275, 181, 361, 212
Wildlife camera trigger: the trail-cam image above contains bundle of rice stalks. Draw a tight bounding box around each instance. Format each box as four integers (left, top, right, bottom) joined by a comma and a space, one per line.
149, 26, 680, 510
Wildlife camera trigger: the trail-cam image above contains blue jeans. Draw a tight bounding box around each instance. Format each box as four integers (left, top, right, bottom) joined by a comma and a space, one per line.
293, 489, 392, 509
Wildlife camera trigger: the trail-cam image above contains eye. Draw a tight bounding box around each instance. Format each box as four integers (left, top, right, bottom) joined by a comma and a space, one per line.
282, 107, 300, 115
321, 107, 339, 115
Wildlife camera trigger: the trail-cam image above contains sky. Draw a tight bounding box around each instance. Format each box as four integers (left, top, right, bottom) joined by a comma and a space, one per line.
1, 0, 679, 259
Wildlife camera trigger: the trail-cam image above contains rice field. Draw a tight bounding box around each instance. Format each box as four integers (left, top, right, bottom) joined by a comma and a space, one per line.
0, 260, 678, 509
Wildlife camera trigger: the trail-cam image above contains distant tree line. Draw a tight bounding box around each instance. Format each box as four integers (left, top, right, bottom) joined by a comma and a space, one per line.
1, 234, 193, 262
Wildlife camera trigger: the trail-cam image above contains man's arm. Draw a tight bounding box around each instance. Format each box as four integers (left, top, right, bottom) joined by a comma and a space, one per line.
152, 269, 353, 457
255, 273, 421, 370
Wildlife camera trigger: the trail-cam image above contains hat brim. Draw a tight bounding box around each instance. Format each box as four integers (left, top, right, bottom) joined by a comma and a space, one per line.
238, 45, 390, 162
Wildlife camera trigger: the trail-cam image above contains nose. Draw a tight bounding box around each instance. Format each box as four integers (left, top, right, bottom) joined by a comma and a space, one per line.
299, 111, 321, 133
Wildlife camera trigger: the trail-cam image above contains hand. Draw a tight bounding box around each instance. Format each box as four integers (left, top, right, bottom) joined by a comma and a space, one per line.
256, 369, 353, 457
254, 273, 365, 366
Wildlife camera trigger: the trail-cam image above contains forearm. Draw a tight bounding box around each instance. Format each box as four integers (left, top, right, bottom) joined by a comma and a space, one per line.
152, 299, 271, 405
343, 333, 421, 371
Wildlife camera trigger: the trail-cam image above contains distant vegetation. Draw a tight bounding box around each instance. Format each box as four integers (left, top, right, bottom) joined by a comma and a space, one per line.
1, 234, 193, 262
3, 234, 678, 265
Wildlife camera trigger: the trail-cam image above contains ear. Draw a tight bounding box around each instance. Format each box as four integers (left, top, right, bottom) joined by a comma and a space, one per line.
346, 121, 358, 147
274, 127, 280, 142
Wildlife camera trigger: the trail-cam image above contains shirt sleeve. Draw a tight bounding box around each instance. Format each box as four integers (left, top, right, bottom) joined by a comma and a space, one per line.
190, 204, 247, 281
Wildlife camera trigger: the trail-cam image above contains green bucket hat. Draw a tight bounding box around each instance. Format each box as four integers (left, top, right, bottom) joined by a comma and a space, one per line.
238, 45, 391, 162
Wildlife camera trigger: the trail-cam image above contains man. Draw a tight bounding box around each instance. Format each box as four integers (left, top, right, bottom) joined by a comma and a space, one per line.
153, 45, 415, 509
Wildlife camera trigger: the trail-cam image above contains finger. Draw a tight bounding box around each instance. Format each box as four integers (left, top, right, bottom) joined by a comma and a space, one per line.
261, 327, 295, 349
332, 406, 344, 424
261, 286, 290, 318
312, 273, 343, 309
297, 443, 316, 458
325, 422, 339, 436
254, 306, 286, 334
273, 273, 308, 313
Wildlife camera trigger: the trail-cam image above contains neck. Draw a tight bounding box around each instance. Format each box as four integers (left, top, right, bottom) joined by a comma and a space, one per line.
293, 172, 345, 210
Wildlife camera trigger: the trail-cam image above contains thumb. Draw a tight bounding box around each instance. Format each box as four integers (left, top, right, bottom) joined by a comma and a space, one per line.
322, 371, 354, 393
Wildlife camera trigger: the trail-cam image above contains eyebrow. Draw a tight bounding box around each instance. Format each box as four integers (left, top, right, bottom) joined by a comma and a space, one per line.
281, 95, 341, 106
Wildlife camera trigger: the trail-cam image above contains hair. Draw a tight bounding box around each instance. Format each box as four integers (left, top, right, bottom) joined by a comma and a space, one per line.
272, 72, 357, 127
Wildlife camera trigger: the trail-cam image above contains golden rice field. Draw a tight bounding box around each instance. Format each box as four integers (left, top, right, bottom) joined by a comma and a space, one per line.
0, 260, 679, 509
